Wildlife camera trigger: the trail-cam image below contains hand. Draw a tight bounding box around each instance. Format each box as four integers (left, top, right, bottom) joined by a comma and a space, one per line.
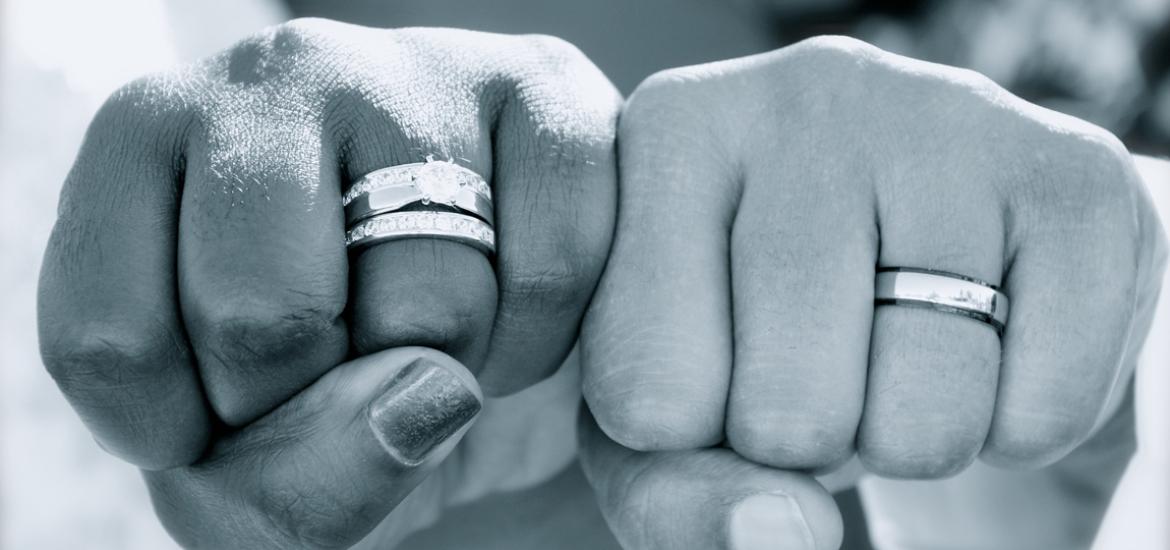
581, 36, 1167, 546
39, 18, 619, 548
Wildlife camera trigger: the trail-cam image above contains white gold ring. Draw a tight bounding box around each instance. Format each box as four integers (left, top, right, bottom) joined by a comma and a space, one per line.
874, 267, 1009, 332
343, 158, 495, 254
346, 211, 496, 255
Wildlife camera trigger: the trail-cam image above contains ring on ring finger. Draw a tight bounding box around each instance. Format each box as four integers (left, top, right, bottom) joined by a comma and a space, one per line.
343, 157, 496, 255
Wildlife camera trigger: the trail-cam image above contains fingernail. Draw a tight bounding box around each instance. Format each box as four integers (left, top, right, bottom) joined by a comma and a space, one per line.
730, 493, 816, 550
367, 358, 481, 466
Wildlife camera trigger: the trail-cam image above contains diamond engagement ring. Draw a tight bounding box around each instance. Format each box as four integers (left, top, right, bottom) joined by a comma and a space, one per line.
343, 159, 493, 225
343, 158, 496, 254
874, 267, 1009, 333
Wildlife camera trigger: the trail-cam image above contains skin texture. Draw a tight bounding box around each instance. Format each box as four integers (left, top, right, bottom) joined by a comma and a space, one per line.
36, 18, 853, 549
39, 18, 621, 463
38, 19, 624, 548
583, 35, 1166, 489
38, 19, 1169, 549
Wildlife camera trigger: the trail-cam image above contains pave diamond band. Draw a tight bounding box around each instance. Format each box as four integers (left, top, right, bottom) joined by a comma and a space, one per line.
343, 158, 496, 254
874, 267, 1009, 333
346, 211, 496, 255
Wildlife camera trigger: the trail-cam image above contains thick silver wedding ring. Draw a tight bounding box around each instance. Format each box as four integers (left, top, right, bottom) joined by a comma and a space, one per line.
874, 267, 1009, 333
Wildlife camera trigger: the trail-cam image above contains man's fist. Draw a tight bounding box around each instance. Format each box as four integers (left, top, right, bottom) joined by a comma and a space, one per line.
583, 36, 1166, 480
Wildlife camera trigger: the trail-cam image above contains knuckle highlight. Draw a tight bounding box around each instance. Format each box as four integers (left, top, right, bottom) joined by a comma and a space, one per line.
789, 34, 882, 62
88, 74, 190, 154
265, 17, 349, 57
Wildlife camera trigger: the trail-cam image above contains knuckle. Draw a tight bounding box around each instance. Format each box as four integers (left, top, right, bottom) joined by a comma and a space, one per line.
584, 372, 724, 451
620, 68, 718, 153
352, 289, 490, 358
198, 296, 339, 366
781, 35, 883, 89
493, 36, 619, 163
270, 17, 345, 46
260, 17, 349, 62
89, 74, 191, 150
1060, 132, 1138, 197
223, 17, 352, 88
788, 34, 882, 64
351, 242, 495, 356
518, 33, 586, 65
42, 321, 175, 398
500, 249, 597, 313
860, 432, 981, 479
1026, 127, 1142, 235
100, 74, 179, 115
495, 33, 599, 92
984, 411, 1092, 468
728, 413, 854, 470
358, 301, 479, 353
626, 66, 702, 114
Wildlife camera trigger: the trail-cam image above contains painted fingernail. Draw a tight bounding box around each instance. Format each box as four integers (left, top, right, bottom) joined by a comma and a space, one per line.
730, 493, 816, 550
367, 358, 481, 466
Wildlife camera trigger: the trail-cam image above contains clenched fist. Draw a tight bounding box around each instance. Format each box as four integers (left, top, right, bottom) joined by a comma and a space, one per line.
583, 31, 1165, 517
39, 18, 619, 549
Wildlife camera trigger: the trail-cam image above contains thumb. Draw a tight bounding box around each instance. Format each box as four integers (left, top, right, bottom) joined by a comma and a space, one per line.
578, 406, 843, 550
144, 347, 482, 550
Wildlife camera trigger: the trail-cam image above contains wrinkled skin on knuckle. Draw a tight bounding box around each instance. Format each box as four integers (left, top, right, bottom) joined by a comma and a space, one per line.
196, 294, 341, 368
351, 288, 485, 356
499, 246, 596, 315
41, 320, 183, 405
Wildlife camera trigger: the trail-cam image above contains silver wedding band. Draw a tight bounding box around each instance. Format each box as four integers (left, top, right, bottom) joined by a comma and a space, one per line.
874, 267, 1009, 332
343, 158, 496, 254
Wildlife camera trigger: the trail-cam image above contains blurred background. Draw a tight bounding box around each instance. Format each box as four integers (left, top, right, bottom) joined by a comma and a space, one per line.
2, 0, 1167, 548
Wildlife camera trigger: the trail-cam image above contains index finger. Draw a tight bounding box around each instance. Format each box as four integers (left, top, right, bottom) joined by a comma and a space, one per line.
38, 77, 211, 470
